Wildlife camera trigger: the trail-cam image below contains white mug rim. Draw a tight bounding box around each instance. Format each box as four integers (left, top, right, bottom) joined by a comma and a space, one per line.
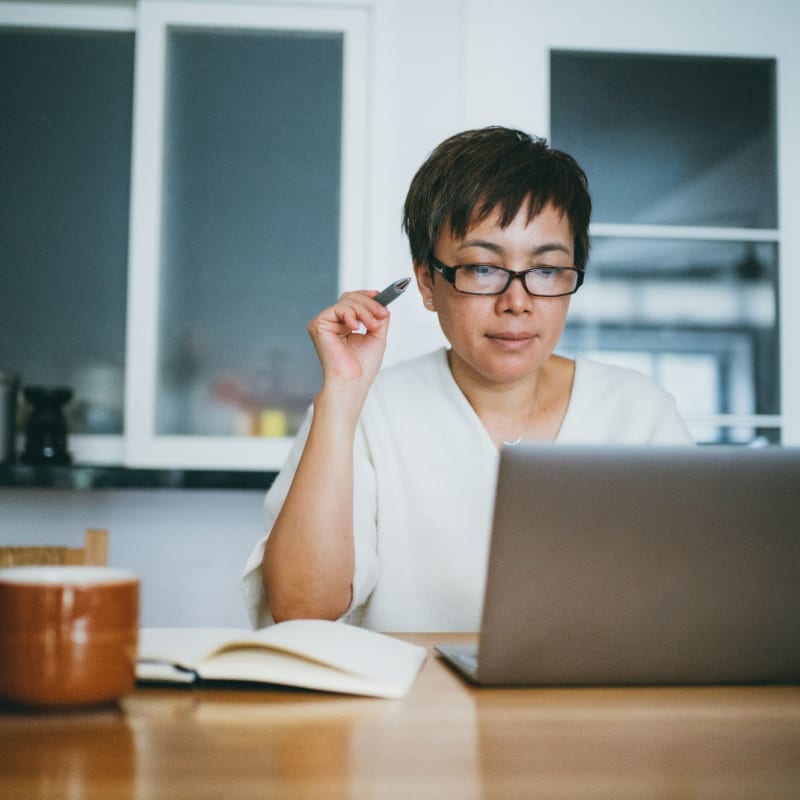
0, 566, 138, 586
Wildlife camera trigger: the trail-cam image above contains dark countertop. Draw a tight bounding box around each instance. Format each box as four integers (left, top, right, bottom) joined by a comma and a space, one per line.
0, 463, 277, 491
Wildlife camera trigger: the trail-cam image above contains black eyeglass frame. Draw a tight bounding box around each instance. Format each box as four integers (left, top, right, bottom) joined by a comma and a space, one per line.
428, 254, 585, 297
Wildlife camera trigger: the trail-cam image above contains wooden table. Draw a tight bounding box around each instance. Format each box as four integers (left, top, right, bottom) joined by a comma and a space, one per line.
1, 634, 799, 799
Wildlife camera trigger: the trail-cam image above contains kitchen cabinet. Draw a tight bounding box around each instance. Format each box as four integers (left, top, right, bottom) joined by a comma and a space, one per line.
1, 0, 370, 472
551, 51, 781, 444
124, 1, 369, 469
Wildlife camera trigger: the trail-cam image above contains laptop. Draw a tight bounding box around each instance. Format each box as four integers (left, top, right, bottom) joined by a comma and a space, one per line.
437, 445, 800, 686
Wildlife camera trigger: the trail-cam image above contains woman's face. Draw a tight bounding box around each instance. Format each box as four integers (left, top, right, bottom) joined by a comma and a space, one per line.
415, 202, 575, 388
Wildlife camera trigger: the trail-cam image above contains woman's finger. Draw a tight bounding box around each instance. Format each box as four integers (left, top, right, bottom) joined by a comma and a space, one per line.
324, 291, 389, 333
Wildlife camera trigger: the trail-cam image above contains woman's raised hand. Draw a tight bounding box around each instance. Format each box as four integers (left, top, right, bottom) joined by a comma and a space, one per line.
308, 290, 391, 394
265, 288, 391, 622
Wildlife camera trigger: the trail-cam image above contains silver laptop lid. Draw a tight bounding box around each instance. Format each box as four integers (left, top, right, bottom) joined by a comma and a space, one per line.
477, 445, 800, 686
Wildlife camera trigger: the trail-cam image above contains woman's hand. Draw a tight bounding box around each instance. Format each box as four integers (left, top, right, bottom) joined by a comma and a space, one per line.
308, 290, 391, 394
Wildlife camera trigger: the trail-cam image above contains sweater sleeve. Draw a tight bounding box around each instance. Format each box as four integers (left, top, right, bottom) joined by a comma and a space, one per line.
559, 359, 695, 445
647, 389, 695, 445
240, 405, 380, 629
240, 406, 313, 629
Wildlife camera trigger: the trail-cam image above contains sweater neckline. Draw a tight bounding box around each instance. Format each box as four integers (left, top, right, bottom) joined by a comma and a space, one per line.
433, 347, 582, 450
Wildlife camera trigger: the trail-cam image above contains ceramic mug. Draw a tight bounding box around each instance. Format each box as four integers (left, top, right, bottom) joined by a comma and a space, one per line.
0, 566, 139, 708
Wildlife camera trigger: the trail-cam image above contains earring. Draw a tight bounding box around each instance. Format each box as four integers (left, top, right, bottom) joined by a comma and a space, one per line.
426, 298, 434, 308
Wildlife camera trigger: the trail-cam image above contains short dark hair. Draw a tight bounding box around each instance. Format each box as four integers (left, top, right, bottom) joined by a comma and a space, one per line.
402, 126, 592, 269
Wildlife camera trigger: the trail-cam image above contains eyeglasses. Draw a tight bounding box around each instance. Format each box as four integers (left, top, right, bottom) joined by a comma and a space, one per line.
429, 254, 584, 297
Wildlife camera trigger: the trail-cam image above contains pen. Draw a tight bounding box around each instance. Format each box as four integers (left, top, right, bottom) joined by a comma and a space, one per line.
374, 277, 411, 307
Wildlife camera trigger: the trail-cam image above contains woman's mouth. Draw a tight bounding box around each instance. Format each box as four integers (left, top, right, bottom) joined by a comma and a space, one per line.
487, 331, 534, 341
486, 332, 536, 348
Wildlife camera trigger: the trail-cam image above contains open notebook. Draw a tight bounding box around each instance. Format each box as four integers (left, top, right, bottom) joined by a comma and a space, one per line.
438, 445, 800, 686
138, 619, 427, 699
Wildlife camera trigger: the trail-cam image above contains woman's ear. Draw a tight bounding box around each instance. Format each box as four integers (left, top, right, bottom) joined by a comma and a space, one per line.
413, 261, 436, 310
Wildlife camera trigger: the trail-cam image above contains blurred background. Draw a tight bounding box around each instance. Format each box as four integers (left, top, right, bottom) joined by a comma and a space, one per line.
1, 0, 798, 625
2, 0, 798, 467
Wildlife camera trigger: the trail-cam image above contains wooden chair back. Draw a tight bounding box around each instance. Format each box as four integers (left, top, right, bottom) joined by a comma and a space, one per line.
0, 529, 108, 568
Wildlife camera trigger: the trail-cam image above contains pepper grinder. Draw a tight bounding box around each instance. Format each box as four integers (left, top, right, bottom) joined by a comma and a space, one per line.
21, 386, 73, 465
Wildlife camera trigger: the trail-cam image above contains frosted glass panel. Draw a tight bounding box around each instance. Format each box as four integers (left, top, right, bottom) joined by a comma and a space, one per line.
0, 28, 133, 434
560, 238, 780, 440
157, 29, 343, 437
550, 52, 777, 228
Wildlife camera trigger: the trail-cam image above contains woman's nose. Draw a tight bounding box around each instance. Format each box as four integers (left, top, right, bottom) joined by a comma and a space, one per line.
496, 273, 531, 313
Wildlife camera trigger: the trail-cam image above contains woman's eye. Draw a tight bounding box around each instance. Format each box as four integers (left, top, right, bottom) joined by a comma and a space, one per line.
533, 267, 558, 278
467, 265, 498, 277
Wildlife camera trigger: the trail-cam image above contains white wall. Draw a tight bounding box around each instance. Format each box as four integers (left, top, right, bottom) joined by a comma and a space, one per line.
365, 0, 462, 368
0, 488, 264, 628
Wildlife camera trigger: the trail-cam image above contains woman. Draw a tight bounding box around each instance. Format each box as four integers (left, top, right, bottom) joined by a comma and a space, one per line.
242, 127, 692, 632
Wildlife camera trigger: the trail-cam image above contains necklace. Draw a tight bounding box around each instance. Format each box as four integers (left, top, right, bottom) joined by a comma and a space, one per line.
501, 373, 545, 447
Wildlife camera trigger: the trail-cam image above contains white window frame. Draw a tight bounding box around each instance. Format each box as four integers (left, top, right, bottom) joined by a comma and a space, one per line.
463, 0, 800, 445
0, 1, 135, 29
124, 0, 369, 469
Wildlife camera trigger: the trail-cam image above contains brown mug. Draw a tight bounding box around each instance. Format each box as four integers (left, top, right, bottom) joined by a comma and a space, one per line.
0, 566, 139, 708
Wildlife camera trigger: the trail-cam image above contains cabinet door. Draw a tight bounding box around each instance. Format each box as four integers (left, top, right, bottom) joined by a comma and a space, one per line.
551, 50, 780, 445
126, 1, 368, 469
0, 11, 135, 465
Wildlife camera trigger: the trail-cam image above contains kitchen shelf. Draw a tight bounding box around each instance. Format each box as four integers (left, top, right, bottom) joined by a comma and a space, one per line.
0, 464, 277, 491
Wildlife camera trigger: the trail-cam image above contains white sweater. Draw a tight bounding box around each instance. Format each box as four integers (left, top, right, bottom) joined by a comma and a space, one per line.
241, 348, 693, 632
